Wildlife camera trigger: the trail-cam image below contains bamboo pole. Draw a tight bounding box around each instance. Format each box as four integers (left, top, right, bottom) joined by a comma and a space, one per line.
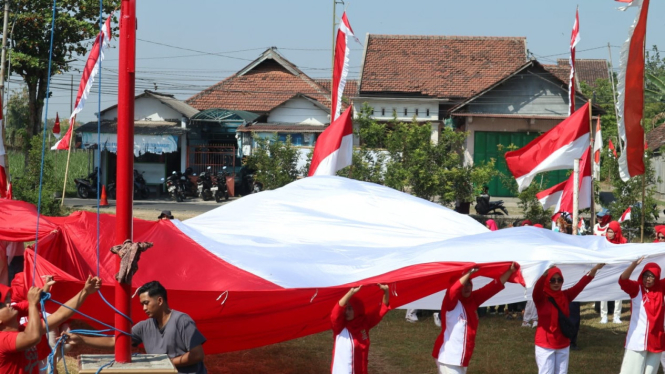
60, 116, 75, 206
573, 159, 580, 235
607, 43, 622, 154
589, 99, 596, 230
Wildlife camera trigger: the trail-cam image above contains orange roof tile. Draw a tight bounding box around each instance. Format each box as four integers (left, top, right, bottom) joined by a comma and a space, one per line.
543, 59, 609, 87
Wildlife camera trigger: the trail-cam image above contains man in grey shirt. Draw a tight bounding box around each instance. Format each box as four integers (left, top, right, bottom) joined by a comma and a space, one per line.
65, 281, 207, 374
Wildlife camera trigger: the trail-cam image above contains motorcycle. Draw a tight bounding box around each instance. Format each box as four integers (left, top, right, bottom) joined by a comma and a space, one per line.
197, 166, 214, 201
474, 194, 508, 216
75, 167, 100, 199
182, 167, 198, 197
106, 170, 150, 200
212, 167, 229, 203
240, 167, 262, 195
164, 171, 186, 202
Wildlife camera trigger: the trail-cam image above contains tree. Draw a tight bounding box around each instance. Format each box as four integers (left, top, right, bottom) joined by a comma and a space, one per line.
7, 0, 118, 155
12, 135, 62, 216
4, 87, 30, 150
244, 135, 302, 191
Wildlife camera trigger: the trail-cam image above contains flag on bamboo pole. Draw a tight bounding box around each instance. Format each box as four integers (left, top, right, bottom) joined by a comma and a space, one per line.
52, 13, 113, 150
0, 97, 7, 198
609, 138, 618, 158
331, 12, 359, 121
52, 112, 61, 139
308, 107, 353, 176
568, 8, 580, 115
536, 147, 592, 218
619, 206, 631, 222
592, 117, 602, 179
505, 103, 590, 192
615, 0, 649, 181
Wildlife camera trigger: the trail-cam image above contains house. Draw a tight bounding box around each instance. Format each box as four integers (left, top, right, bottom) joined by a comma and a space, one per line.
186, 47, 356, 157
354, 34, 607, 196
76, 90, 199, 190
647, 121, 665, 197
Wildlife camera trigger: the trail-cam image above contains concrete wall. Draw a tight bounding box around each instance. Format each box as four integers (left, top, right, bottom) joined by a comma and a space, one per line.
268, 97, 329, 125
352, 98, 439, 122
652, 156, 665, 196
100, 96, 183, 122
463, 117, 562, 165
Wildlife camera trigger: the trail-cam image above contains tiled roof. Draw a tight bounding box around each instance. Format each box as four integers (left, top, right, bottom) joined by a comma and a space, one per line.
186, 48, 331, 114
314, 79, 358, 98
543, 59, 609, 87
359, 35, 528, 98
647, 122, 665, 151
236, 123, 326, 133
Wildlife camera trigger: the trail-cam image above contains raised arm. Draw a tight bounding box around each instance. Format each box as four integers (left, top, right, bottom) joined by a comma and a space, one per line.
499, 263, 518, 285
377, 283, 390, 306
338, 286, 361, 307
14, 287, 45, 351
564, 263, 605, 301
44, 275, 101, 330
442, 268, 478, 312
621, 256, 645, 280
64, 333, 115, 350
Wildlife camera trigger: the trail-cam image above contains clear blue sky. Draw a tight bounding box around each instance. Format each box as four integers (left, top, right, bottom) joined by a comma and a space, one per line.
15, 0, 664, 124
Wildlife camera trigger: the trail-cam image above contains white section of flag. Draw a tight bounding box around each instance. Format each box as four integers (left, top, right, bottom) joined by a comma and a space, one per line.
593, 118, 602, 179
619, 207, 631, 222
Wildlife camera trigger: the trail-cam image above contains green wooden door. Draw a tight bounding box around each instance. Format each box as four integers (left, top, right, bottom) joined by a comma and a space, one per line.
474, 131, 569, 197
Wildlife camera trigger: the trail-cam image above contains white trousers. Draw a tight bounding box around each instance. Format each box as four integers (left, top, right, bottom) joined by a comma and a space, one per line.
600, 300, 622, 320
535, 345, 570, 374
620, 349, 661, 374
405, 309, 418, 321
437, 362, 467, 374
523, 300, 538, 322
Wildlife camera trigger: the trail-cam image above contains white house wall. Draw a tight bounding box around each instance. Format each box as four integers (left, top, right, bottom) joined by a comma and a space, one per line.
352, 99, 439, 122
100, 96, 184, 122
268, 97, 329, 125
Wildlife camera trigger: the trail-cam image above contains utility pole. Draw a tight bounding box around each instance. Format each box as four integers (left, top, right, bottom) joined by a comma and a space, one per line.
331, 0, 344, 83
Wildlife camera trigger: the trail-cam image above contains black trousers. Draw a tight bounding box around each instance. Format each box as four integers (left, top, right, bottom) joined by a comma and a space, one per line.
569, 302, 581, 345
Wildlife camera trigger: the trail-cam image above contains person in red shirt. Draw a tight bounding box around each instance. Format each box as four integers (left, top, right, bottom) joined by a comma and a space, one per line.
618, 257, 665, 374
0, 275, 101, 374
606, 221, 628, 244
533, 264, 604, 374
432, 263, 518, 374
653, 226, 665, 243
330, 283, 390, 374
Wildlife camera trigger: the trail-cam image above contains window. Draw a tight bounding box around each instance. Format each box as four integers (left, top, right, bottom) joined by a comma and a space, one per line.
404, 108, 408, 116
415, 109, 419, 116
278, 133, 304, 146
381, 108, 385, 116
426, 109, 430, 117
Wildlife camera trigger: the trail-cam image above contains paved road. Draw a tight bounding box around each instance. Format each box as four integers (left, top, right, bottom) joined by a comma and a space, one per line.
64, 197, 233, 214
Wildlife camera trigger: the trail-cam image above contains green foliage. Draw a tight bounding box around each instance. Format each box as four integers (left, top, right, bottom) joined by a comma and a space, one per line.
345, 103, 497, 207
4, 88, 30, 149
9, 148, 89, 197
8, 0, 119, 148
244, 135, 301, 191
12, 135, 62, 216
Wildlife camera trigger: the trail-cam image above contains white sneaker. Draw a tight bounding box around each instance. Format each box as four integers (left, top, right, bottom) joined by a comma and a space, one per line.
532, 321, 538, 328
405, 309, 418, 323
521, 321, 531, 328
433, 313, 441, 327
600, 317, 608, 324
613, 318, 622, 324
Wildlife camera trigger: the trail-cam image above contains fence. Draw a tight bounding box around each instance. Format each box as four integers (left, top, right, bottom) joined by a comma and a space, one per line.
186, 144, 236, 176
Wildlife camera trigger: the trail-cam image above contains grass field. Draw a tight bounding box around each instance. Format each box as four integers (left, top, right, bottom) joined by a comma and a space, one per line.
7, 149, 91, 197
56, 303, 662, 374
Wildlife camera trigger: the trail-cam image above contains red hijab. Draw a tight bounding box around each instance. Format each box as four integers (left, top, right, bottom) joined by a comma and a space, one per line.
486, 219, 498, 231
654, 225, 665, 243
522, 220, 533, 226
606, 221, 627, 244
345, 296, 367, 333
639, 263, 663, 320
599, 214, 612, 227
543, 267, 569, 316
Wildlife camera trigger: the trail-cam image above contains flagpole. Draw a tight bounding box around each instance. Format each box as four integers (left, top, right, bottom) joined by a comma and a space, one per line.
589, 99, 595, 230
607, 42, 623, 155
573, 159, 580, 235
60, 116, 75, 206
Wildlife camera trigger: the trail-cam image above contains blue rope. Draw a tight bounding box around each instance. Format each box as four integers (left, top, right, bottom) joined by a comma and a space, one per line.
40, 293, 132, 336
32, 0, 58, 287
97, 290, 132, 323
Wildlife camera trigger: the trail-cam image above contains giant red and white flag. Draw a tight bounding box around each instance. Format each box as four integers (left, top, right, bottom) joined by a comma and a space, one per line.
616, 0, 649, 181
308, 107, 353, 176
52, 13, 112, 151
568, 8, 580, 115
0, 97, 7, 198
331, 12, 358, 121
505, 102, 590, 192
536, 147, 592, 216
592, 117, 602, 179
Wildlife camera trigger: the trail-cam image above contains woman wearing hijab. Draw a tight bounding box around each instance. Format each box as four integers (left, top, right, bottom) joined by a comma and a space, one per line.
330, 284, 390, 374
653, 226, 665, 243
620, 257, 665, 374
485, 219, 498, 231
533, 264, 605, 374
594, 211, 612, 236
432, 263, 518, 374
607, 221, 628, 244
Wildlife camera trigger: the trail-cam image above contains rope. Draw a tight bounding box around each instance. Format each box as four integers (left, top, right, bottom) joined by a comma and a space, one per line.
32, 0, 58, 287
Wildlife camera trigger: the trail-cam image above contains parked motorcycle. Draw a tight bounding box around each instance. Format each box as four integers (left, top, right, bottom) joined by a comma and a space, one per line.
197, 166, 214, 201
474, 186, 508, 216
182, 167, 198, 197
164, 171, 186, 202
213, 167, 229, 202
240, 167, 262, 195
106, 170, 150, 200
75, 167, 100, 199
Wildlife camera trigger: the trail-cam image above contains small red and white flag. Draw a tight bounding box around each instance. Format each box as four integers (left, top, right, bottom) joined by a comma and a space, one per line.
308, 107, 353, 177
592, 117, 602, 179
0, 96, 8, 198
616, 0, 649, 181
331, 12, 359, 122
568, 8, 580, 115
52, 112, 61, 139
609, 138, 618, 158
536, 147, 592, 217
619, 207, 631, 222
505, 102, 591, 192
52, 13, 113, 151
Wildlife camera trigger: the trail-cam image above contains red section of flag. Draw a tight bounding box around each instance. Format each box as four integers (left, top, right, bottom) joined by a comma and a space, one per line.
568, 8, 580, 115
505, 103, 590, 192
308, 107, 354, 176
52, 112, 61, 137
331, 12, 356, 122
609, 138, 618, 158
51, 121, 73, 151
619, 207, 631, 222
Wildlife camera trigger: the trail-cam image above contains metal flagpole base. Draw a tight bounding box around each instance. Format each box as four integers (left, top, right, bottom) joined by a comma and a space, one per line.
78, 354, 176, 373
